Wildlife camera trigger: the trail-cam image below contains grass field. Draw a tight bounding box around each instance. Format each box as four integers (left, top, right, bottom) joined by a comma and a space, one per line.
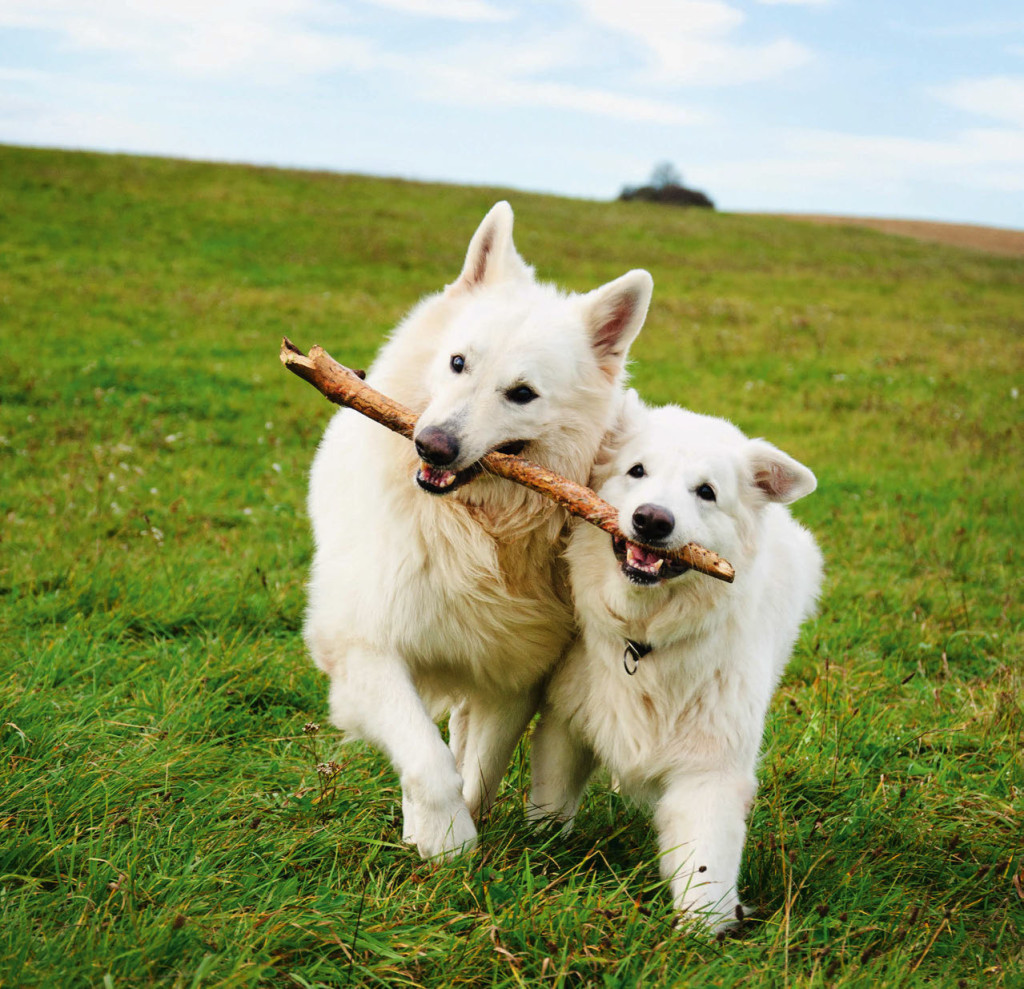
755, 215, 1024, 259
1, 144, 1021, 987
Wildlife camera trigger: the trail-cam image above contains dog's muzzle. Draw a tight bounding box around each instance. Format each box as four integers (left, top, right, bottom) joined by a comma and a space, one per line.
414, 434, 529, 495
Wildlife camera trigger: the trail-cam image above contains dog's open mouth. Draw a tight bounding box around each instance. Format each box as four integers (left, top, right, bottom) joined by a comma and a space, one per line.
613, 535, 691, 586
415, 440, 527, 495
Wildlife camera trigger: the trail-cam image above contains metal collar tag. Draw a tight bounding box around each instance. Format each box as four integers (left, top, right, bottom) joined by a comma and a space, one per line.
623, 639, 653, 676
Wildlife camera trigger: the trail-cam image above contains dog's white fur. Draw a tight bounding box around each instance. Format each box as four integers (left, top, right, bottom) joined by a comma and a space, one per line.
529, 395, 823, 930
304, 203, 652, 860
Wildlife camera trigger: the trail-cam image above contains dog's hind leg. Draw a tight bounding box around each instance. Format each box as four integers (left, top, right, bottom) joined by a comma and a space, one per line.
456, 688, 540, 820
448, 700, 469, 775
325, 645, 477, 860
527, 704, 595, 830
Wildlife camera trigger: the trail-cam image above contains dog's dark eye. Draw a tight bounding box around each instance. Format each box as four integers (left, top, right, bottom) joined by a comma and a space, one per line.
505, 385, 538, 405
450, 354, 465, 373
627, 463, 645, 478
696, 483, 716, 502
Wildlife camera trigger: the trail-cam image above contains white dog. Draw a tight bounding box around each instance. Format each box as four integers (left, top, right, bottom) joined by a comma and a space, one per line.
304, 203, 653, 860
529, 396, 823, 930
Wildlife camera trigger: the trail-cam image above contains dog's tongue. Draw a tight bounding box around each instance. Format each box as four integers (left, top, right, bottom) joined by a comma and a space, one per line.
626, 542, 664, 575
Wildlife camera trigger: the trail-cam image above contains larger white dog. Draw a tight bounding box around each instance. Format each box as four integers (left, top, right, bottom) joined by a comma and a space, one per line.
529, 396, 823, 930
304, 203, 653, 860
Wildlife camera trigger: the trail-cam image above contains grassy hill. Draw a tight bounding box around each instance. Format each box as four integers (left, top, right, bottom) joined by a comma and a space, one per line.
755, 214, 1024, 258
1, 144, 1020, 987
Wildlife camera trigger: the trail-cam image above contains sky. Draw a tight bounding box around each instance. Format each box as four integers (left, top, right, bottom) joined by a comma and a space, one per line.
2, 0, 1024, 229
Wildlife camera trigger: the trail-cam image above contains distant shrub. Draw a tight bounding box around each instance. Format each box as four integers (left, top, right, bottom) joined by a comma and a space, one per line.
619, 161, 715, 210
619, 184, 715, 208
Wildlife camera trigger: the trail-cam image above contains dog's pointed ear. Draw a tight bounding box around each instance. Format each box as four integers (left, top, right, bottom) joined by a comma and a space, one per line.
745, 439, 817, 504
448, 201, 531, 294
582, 270, 653, 380
590, 388, 646, 486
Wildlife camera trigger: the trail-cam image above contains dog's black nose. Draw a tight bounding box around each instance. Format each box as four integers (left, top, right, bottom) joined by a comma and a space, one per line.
632, 503, 675, 542
415, 426, 460, 467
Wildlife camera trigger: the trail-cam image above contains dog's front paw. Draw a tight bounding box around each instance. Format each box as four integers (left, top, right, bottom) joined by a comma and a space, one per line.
401, 768, 478, 859
674, 899, 750, 936
412, 800, 477, 860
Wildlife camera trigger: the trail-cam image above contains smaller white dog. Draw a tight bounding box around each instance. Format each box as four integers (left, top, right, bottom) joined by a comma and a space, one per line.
529, 395, 823, 931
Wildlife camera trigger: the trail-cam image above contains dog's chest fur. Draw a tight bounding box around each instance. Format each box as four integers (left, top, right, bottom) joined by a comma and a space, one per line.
307, 413, 574, 702
566, 620, 766, 802
400, 504, 574, 701
553, 527, 775, 802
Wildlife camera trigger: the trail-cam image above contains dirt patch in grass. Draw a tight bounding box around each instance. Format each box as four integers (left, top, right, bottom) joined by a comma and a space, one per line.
756, 214, 1024, 257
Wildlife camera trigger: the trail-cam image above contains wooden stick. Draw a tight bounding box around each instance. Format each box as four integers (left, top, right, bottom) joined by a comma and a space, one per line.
280, 337, 735, 583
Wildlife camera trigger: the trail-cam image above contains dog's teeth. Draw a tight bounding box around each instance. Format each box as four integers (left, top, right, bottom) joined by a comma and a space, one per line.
420, 465, 457, 488
626, 543, 664, 571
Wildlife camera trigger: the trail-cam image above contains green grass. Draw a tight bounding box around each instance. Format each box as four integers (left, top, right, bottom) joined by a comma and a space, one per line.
1, 144, 1021, 987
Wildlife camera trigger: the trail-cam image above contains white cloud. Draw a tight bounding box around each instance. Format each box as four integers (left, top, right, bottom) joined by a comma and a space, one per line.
0, 0, 811, 133
933, 75, 1024, 129
0, 66, 50, 83
703, 68, 1024, 214
426, 28, 597, 78
353, 0, 512, 21
421, 63, 702, 123
708, 121, 1024, 205
903, 17, 1024, 40
0, 0, 701, 125
576, 0, 812, 86
0, 0, 712, 135
787, 128, 1023, 173
0, 0, 374, 80
404, 27, 704, 125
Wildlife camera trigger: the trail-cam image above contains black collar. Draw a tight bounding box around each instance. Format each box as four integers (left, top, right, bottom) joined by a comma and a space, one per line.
623, 639, 653, 676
